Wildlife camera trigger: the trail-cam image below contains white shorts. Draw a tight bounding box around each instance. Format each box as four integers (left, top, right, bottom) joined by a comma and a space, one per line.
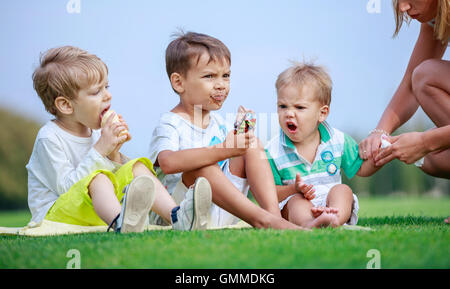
278, 187, 359, 225
150, 159, 250, 228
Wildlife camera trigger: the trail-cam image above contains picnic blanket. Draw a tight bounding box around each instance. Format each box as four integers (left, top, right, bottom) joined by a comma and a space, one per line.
0, 219, 253, 237
0, 220, 370, 237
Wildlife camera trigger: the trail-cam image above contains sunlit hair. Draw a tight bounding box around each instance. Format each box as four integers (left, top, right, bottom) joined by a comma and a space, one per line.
32, 46, 108, 115
165, 30, 231, 85
392, 0, 450, 43
276, 61, 332, 106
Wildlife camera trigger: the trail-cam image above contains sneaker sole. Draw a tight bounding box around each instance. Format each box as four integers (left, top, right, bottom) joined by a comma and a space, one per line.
121, 175, 156, 233
191, 177, 212, 230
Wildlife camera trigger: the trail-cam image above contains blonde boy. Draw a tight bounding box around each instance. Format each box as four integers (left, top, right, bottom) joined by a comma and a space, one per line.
27, 46, 211, 232
149, 32, 305, 230
265, 62, 379, 228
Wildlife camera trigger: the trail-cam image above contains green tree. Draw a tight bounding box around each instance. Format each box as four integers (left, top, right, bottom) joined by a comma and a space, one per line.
0, 108, 41, 210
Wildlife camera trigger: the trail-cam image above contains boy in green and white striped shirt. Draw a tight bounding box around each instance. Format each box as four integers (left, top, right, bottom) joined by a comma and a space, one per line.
265, 62, 380, 228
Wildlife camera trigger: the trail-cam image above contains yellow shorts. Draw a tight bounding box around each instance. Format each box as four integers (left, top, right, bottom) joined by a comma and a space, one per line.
45, 157, 155, 226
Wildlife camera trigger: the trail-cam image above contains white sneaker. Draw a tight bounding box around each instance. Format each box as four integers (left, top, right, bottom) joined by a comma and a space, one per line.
111, 175, 156, 233
171, 177, 212, 231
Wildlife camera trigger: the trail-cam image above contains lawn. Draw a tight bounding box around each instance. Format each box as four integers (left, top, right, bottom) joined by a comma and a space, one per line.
0, 196, 449, 269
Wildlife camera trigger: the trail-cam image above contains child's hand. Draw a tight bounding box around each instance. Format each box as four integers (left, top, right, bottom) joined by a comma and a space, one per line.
94, 111, 130, 159
107, 114, 131, 162
220, 130, 257, 155
294, 173, 315, 200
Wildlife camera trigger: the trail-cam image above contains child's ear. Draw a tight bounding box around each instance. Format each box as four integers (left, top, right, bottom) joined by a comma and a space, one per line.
318, 105, 329, 122
170, 72, 185, 94
54, 96, 74, 116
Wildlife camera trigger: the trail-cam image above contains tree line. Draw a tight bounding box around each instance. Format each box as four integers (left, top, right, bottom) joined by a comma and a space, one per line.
0, 107, 448, 210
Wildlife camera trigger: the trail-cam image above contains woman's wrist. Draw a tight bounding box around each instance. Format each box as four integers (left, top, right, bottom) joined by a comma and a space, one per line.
422, 126, 450, 153
369, 128, 390, 136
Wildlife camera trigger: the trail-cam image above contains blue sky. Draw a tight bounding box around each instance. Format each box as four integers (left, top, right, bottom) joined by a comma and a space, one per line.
0, 0, 448, 158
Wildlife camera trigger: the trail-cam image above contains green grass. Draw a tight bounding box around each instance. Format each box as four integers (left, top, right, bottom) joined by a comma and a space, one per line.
1, 196, 449, 269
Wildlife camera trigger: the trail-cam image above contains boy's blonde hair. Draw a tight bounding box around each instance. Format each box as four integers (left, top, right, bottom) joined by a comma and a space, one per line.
32, 46, 108, 115
392, 0, 450, 43
276, 62, 332, 106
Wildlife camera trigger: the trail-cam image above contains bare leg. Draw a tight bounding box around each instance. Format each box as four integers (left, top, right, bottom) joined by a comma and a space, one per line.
182, 164, 304, 230
132, 161, 176, 223
229, 140, 281, 216
326, 184, 354, 226
412, 59, 450, 178
88, 173, 121, 225
422, 149, 450, 179
281, 194, 338, 228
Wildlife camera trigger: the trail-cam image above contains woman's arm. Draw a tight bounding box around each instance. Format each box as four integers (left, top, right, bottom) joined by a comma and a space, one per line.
360, 23, 447, 160
377, 24, 446, 133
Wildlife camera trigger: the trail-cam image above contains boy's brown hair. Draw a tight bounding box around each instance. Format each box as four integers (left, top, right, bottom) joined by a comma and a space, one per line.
276, 61, 332, 106
32, 46, 108, 115
165, 31, 231, 80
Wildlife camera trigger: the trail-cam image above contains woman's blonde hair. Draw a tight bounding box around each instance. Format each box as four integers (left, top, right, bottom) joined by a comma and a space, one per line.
392, 0, 450, 43
32, 46, 108, 115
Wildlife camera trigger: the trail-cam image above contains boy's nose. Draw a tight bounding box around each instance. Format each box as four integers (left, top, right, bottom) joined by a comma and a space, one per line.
285, 109, 295, 117
214, 79, 227, 90
104, 90, 112, 101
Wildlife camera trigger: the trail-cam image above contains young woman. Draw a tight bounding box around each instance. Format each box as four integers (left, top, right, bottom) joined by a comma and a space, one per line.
359, 0, 449, 179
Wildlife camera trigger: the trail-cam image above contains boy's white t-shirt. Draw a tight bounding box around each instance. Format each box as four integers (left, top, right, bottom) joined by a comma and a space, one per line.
26, 121, 119, 224
149, 111, 230, 195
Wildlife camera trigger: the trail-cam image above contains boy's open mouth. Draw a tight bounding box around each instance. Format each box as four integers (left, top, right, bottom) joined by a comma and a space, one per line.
286, 121, 297, 134
99, 106, 111, 122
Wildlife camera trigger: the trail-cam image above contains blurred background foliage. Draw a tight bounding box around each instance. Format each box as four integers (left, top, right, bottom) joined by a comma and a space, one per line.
0, 106, 448, 210
0, 107, 40, 210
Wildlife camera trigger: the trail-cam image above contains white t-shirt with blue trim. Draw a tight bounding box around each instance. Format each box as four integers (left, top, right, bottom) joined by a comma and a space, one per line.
149, 111, 230, 195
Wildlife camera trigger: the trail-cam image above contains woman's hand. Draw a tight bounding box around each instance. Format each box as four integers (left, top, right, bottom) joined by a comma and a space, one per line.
358, 131, 384, 160
374, 132, 429, 166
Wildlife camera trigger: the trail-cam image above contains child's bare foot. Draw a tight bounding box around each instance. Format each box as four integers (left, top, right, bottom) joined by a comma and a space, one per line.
311, 206, 339, 218
264, 213, 310, 231
306, 212, 339, 229
311, 206, 324, 218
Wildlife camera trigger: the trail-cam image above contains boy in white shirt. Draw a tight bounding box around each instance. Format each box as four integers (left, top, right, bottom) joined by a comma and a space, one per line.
27, 46, 211, 233
149, 32, 305, 230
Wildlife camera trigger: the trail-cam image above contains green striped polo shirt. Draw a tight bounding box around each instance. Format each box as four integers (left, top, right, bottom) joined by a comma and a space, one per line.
265, 122, 363, 190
